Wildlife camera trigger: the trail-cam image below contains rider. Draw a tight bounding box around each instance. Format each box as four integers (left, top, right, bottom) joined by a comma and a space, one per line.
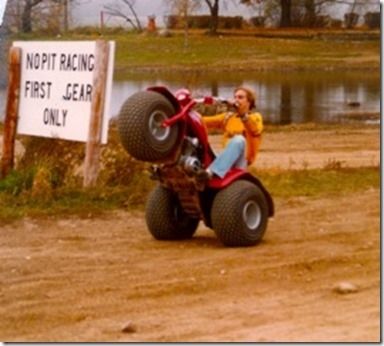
198, 86, 263, 180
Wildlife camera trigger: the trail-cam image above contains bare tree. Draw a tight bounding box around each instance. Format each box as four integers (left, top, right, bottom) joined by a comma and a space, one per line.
30, 0, 80, 33
242, 0, 379, 28
5, 0, 65, 33
279, 0, 292, 26
21, 0, 44, 32
203, 0, 220, 34
167, 0, 201, 48
176, 0, 243, 35
0, 0, 10, 87
244, 0, 291, 27
104, 0, 142, 32
62, 0, 69, 32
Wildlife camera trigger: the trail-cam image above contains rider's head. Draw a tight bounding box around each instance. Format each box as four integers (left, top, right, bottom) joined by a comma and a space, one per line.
234, 87, 256, 113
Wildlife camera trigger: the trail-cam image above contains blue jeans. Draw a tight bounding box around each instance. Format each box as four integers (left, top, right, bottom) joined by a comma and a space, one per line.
208, 135, 247, 178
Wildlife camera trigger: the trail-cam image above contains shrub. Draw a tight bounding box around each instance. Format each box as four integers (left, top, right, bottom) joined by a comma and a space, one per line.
14, 122, 149, 192
344, 12, 359, 29
165, 15, 244, 30
364, 12, 380, 29
18, 136, 84, 188
0, 168, 34, 195
249, 16, 265, 27
99, 124, 148, 186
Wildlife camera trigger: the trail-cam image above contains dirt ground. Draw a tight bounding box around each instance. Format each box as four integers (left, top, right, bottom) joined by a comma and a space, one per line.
0, 125, 380, 342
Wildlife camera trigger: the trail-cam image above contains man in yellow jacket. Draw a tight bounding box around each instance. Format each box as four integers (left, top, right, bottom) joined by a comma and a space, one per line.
199, 86, 263, 179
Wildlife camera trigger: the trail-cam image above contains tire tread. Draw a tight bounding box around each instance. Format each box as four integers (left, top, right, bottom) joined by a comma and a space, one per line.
211, 180, 268, 246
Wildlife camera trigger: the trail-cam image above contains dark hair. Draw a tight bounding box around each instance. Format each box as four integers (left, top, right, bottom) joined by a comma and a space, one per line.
234, 86, 256, 109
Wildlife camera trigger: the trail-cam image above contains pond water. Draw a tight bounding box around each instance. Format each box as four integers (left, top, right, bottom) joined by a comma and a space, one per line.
0, 70, 380, 125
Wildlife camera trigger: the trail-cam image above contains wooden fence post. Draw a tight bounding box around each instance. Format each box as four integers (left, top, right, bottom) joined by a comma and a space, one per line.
1, 46, 21, 179
83, 40, 109, 188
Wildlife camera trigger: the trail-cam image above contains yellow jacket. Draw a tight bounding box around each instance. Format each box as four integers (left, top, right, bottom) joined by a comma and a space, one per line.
203, 112, 263, 165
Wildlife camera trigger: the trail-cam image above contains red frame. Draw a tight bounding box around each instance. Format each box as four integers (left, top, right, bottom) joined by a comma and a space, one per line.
148, 86, 254, 188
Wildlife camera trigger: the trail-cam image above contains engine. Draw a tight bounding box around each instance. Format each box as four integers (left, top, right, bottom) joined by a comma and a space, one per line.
179, 136, 202, 176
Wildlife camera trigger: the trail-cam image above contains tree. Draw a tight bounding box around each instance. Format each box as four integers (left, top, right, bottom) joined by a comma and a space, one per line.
280, 81, 292, 124
104, 0, 142, 32
21, 0, 44, 32
166, 0, 201, 48
303, 0, 316, 23
280, 0, 292, 26
203, 0, 220, 35
6, 0, 66, 33
241, 0, 292, 27
62, 0, 69, 32
243, 0, 380, 28
0, 0, 10, 88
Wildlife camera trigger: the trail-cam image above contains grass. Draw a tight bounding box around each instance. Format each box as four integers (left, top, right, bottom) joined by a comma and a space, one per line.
253, 166, 379, 198
10, 28, 380, 76
0, 174, 156, 223
113, 32, 380, 74
0, 165, 379, 223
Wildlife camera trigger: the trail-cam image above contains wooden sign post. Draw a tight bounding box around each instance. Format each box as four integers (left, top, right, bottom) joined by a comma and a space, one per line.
1, 46, 21, 178
83, 40, 110, 188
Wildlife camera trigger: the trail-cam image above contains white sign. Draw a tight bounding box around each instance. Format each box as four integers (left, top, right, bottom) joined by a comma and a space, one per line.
13, 40, 115, 144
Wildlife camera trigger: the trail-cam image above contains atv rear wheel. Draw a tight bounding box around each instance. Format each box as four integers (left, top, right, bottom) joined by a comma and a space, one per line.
145, 185, 199, 240
118, 91, 179, 162
211, 180, 269, 247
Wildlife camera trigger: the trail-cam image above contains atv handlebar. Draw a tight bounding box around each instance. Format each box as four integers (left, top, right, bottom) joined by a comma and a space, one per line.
197, 96, 238, 109
161, 92, 237, 129
162, 99, 197, 128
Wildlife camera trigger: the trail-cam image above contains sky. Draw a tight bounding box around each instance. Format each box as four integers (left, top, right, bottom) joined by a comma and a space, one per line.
0, 0, 7, 26
71, 0, 265, 27
70, 0, 380, 28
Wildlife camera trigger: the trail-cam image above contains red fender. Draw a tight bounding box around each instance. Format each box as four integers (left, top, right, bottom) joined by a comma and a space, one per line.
147, 86, 181, 113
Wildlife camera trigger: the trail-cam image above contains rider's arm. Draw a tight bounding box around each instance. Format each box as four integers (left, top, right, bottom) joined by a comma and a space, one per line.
202, 113, 226, 130
242, 112, 263, 137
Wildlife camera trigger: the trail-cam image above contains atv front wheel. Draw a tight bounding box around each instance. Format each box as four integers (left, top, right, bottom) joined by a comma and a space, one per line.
211, 180, 269, 247
145, 185, 199, 240
118, 91, 179, 162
